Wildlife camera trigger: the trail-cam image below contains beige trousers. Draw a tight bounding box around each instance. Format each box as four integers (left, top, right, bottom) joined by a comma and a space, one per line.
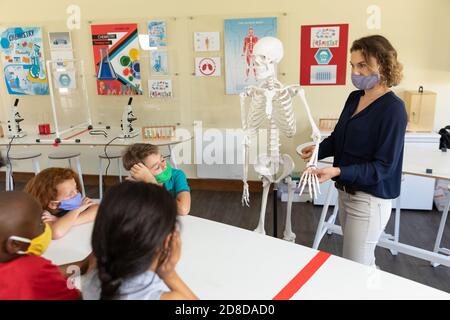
338, 190, 392, 266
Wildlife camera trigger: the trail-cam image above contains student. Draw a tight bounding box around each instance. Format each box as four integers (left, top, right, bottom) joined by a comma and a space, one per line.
122, 143, 191, 215
0, 191, 92, 300
82, 181, 197, 300
24, 167, 98, 239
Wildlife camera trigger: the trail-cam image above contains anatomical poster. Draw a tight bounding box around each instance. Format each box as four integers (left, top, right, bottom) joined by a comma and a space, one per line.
91, 24, 142, 95
0, 27, 49, 95
300, 24, 349, 86
195, 57, 221, 77
194, 32, 220, 52
224, 17, 277, 95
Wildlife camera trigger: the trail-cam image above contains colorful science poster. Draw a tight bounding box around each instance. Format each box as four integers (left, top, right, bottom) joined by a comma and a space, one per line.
195, 57, 221, 77
194, 32, 220, 52
0, 27, 49, 95
91, 24, 142, 95
224, 17, 277, 95
300, 24, 349, 86
148, 79, 172, 98
150, 50, 169, 75
148, 20, 167, 47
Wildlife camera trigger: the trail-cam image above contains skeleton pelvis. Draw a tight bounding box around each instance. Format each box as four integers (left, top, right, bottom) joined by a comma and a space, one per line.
254, 154, 294, 183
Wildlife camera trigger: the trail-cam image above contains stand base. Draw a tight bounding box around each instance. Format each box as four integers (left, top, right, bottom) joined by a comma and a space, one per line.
120, 130, 139, 139
8, 131, 27, 138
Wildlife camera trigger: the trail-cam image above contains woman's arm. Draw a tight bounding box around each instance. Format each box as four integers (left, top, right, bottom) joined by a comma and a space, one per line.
176, 191, 191, 216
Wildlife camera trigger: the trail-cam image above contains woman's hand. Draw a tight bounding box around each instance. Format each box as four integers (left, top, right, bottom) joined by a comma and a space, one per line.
313, 167, 341, 183
157, 231, 181, 280
130, 163, 157, 184
300, 145, 315, 162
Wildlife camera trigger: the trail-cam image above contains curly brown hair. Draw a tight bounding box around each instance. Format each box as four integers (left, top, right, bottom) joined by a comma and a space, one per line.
122, 143, 160, 171
351, 35, 403, 87
24, 167, 82, 210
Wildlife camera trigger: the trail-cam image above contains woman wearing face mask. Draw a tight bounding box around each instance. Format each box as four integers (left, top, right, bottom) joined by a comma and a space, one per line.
300, 35, 407, 267
24, 168, 99, 239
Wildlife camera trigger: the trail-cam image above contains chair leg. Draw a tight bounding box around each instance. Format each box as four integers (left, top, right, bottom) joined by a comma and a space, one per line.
118, 158, 123, 183
99, 158, 103, 199
32, 158, 41, 175
74, 157, 85, 197
68, 158, 72, 169
5, 162, 11, 191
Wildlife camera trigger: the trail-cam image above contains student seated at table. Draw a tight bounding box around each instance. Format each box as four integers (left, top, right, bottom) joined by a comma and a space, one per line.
82, 181, 197, 300
24, 168, 98, 239
0, 191, 93, 300
122, 143, 191, 215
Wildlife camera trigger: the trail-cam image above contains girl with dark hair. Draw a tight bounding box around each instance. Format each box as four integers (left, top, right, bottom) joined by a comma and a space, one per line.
301, 35, 408, 267
82, 181, 197, 300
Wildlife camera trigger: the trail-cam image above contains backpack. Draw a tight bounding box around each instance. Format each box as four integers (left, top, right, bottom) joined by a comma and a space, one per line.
439, 125, 450, 150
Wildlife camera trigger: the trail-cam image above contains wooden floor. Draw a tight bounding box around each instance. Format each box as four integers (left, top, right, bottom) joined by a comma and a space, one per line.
4, 182, 450, 294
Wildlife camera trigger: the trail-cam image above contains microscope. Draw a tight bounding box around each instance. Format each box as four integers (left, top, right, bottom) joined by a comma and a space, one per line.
7, 99, 26, 138
120, 97, 139, 138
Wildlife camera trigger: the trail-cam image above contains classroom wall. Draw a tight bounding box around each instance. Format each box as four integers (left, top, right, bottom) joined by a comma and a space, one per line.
0, 0, 449, 179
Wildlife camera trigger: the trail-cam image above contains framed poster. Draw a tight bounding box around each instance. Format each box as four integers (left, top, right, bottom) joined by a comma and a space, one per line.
49, 32, 72, 50
0, 27, 49, 95
224, 17, 277, 95
300, 24, 349, 86
195, 57, 221, 77
148, 79, 172, 98
91, 23, 142, 95
194, 32, 220, 52
148, 20, 167, 47
150, 50, 169, 76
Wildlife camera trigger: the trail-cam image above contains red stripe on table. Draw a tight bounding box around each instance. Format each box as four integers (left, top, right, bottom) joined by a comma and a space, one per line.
273, 251, 331, 300
63, 128, 91, 140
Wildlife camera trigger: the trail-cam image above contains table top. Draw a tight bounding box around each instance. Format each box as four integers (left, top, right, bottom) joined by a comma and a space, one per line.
43, 215, 450, 300
0, 126, 191, 147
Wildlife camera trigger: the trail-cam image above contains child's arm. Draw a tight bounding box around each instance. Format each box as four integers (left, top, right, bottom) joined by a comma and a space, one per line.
57, 252, 96, 278
158, 231, 198, 300
176, 191, 191, 216
47, 200, 97, 239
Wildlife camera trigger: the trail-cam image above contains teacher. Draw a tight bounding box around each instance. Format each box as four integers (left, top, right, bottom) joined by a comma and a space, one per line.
301, 35, 407, 267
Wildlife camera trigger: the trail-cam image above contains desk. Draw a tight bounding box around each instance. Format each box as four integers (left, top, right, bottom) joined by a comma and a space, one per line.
309, 144, 450, 267
43, 216, 449, 299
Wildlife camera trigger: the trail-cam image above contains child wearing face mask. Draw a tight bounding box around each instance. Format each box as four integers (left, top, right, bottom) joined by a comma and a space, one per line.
122, 143, 191, 215
0, 191, 93, 300
82, 181, 197, 300
24, 168, 99, 240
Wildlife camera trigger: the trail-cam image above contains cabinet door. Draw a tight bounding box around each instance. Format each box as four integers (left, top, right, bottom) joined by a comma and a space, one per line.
408, 93, 436, 132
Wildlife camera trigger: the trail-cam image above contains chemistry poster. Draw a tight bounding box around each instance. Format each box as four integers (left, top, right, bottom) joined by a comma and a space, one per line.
224, 17, 277, 95
300, 24, 349, 86
0, 27, 49, 95
91, 24, 142, 95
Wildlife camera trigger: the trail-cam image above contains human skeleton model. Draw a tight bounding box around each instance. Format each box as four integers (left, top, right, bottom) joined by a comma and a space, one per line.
242, 27, 258, 81
240, 37, 321, 241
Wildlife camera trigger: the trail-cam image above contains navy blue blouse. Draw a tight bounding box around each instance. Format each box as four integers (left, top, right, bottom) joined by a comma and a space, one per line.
318, 90, 408, 199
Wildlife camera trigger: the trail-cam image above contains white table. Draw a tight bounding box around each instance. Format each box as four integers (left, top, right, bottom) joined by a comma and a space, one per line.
43, 216, 450, 299
0, 126, 191, 169
309, 144, 450, 267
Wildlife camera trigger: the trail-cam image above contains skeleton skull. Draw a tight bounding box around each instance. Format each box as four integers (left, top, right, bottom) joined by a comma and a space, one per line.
252, 37, 284, 80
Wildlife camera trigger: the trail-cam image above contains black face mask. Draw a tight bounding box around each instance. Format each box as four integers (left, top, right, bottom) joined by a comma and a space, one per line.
439, 125, 450, 151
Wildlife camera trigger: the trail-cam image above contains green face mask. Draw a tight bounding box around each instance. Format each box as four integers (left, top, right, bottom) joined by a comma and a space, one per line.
155, 162, 172, 184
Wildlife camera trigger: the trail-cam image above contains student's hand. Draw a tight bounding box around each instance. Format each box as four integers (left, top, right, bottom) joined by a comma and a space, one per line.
157, 231, 181, 279
312, 167, 341, 183
300, 145, 315, 162
78, 197, 96, 212
42, 210, 58, 223
130, 163, 157, 184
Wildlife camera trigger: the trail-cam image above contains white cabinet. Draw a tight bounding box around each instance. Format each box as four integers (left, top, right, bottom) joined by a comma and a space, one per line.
313, 132, 440, 210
